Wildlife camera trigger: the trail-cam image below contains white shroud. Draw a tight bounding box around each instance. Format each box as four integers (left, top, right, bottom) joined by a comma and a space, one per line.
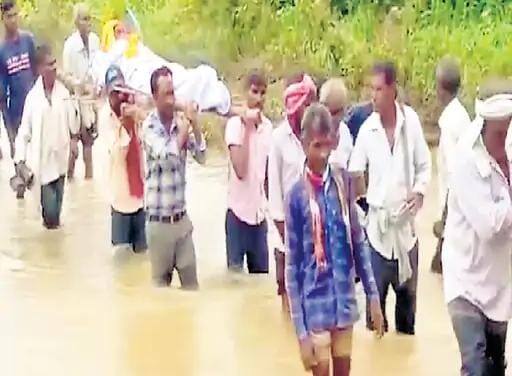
90, 39, 231, 115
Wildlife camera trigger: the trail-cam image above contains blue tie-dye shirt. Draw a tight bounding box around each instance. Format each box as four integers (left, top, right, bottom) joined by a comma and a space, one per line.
285, 167, 379, 339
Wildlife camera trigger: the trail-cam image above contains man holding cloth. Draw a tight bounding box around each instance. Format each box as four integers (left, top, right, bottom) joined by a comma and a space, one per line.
349, 62, 431, 335
14, 44, 79, 229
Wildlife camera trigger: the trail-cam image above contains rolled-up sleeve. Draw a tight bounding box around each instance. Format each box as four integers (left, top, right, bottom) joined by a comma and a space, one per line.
268, 135, 285, 221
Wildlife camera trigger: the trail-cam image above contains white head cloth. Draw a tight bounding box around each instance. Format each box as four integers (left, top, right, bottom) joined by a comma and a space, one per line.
475, 93, 512, 120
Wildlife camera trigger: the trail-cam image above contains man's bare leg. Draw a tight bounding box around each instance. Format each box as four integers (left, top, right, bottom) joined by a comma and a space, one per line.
312, 362, 330, 376
83, 145, 93, 179
333, 357, 351, 376
282, 293, 290, 314
67, 150, 77, 180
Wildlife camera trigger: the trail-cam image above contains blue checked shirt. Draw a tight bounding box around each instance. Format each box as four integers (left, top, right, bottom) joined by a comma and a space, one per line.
285, 168, 379, 340
142, 111, 206, 217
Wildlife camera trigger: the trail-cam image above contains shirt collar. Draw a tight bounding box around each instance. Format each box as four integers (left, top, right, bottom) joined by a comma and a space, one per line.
445, 97, 460, 111
150, 110, 177, 132
305, 164, 331, 191
369, 101, 404, 132
70, 31, 90, 52
440, 97, 460, 118
470, 117, 510, 180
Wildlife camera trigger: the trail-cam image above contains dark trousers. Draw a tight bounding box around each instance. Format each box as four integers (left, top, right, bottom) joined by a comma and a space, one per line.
225, 209, 269, 273
449, 297, 507, 376
40, 176, 65, 228
111, 208, 147, 252
5, 125, 18, 159
431, 201, 448, 274
366, 243, 419, 334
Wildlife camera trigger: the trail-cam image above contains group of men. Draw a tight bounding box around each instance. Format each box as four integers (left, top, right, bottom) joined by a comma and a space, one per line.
1, 0, 512, 375
223, 56, 512, 375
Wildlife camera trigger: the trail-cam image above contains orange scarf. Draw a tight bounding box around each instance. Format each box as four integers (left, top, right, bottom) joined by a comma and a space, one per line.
123, 117, 144, 199
305, 166, 354, 272
305, 168, 327, 271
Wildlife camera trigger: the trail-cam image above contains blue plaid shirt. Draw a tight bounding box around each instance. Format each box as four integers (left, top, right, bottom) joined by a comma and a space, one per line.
142, 111, 206, 217
285, 168, 379, 340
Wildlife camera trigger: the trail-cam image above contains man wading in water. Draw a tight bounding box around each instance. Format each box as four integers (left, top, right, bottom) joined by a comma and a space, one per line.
349, 62, 431, 335
268, 72, 317, 312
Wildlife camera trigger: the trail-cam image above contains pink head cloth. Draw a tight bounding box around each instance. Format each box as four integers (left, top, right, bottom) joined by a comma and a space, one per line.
284, 74, 317, 116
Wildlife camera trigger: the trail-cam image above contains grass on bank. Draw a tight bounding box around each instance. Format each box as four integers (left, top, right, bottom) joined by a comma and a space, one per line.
16, 0, 512, 145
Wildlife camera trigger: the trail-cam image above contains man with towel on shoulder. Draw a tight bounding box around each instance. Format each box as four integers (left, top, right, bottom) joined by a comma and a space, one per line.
443, 85, 512, 376
349, 61, 431, 335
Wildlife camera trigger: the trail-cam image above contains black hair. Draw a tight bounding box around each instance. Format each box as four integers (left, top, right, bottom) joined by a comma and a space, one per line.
35, 43, 52, 66
285, 71, 305, 88
244, 69, 267, 90
301, 103, 336, 143
1, 0, 15, 15
372, 61, 397, 86
437, 58, 461, 95
150, 66, 173, 96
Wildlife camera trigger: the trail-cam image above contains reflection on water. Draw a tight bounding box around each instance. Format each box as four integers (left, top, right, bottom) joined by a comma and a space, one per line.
0, 145, 507, 376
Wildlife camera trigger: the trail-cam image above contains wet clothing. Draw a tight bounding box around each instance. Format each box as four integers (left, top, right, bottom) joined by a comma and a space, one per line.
366, 243, 418, 334
147, 214, 198, 289
111, 208, 147, 252
448, 297, 507, 376
285, 168, 378, 340
225, 209, 269, 273
41, 176, 65, 229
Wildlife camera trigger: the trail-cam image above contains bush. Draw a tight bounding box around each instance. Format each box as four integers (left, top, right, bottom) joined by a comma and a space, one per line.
17, 0, 512, 144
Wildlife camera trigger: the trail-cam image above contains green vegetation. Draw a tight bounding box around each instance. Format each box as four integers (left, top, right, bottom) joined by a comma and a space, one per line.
16, 0, 512, 143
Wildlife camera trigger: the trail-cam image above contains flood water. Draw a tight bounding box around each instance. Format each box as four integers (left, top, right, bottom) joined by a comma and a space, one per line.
0, 136, 509, 376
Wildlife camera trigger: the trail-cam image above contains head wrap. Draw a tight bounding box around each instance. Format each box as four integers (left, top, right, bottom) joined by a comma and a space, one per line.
475, 94, 512, 120
284, 74, 316, 116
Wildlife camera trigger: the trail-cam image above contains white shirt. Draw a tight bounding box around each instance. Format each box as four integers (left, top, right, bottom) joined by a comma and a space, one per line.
437, 97, 471, 216
15, 78, 77, 186
349, 103, 431, 259
442, 118, 512, 321
268, 120, 305, 222
62, 31, 100, 83
330, 120, 353, 169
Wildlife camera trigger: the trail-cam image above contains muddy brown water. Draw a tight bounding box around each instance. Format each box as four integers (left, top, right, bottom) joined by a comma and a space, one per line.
0, 137, 509, 376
